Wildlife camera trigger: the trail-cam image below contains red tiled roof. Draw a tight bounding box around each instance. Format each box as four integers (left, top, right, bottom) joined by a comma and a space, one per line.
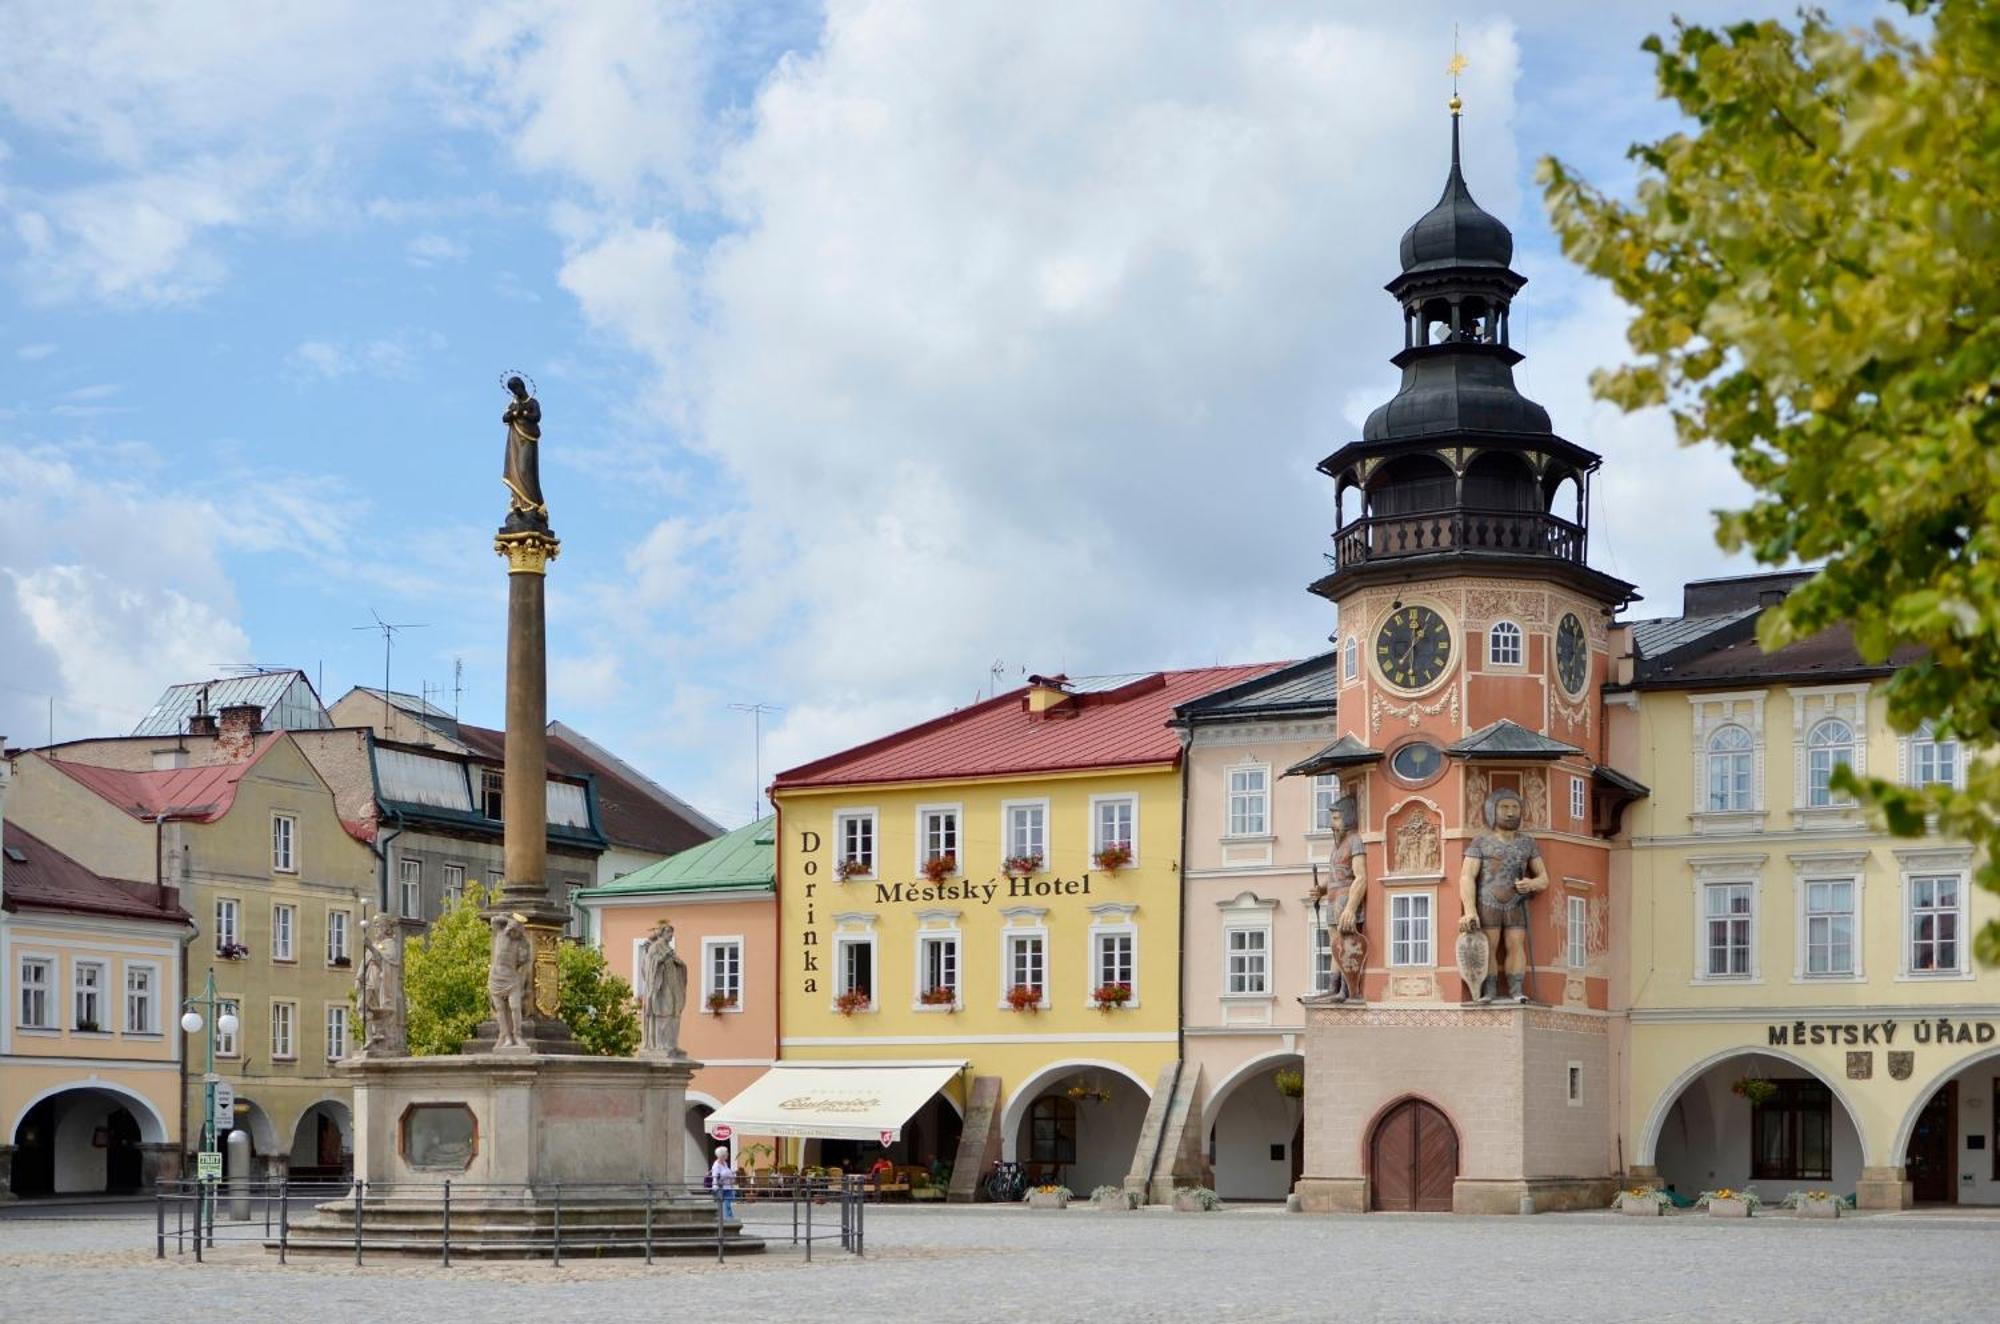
1, 822, 190, 924
42, 734, 280, 822
773, 663, 1290, 790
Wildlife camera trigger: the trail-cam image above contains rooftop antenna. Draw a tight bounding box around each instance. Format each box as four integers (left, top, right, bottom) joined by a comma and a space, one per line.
728, 702, 783, 823
988, 659, 1005, 700
352, 609, 428, 738
453, 657, 465, 720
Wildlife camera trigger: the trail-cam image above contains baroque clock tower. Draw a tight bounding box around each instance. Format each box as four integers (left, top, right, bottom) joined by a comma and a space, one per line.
1291, 100, 1643, 1216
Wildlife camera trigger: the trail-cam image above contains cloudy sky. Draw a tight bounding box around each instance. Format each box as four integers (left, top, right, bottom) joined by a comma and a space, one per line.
0, 1, 1885, 827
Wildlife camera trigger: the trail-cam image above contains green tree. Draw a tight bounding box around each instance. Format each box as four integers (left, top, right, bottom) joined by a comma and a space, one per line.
403, 882, 639, 1055
1540, 2, 2000, 959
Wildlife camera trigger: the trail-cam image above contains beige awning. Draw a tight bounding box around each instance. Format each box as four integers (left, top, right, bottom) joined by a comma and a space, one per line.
706, 1061, 964, 1142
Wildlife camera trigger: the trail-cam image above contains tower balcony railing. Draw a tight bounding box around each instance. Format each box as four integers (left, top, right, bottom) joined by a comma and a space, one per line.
1331, 508, 1585, 569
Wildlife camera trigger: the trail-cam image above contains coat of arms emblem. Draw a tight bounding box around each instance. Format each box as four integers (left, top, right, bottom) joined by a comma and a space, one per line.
1888, 1051, 1914, 1081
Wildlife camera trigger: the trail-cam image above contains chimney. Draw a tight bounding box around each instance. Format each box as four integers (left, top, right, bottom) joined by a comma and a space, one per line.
187, 711, 218, 736
217, 703, 263, 761
1024, 674, 1074, 717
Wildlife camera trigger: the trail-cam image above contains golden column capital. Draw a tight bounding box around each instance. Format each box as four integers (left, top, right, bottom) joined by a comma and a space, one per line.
494, 529, 562, 575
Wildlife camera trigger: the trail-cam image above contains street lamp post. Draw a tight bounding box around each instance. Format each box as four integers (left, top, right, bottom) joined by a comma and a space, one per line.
180, 970, 239, 1237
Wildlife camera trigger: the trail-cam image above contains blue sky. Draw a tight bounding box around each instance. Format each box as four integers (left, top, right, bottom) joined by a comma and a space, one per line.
0, 2, 1888, 828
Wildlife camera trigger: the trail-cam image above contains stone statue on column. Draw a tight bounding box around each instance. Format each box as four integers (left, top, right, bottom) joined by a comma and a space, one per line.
1309, 796, 1368, 1003
1457, 788, 1548, 1003
489, 913, 535, 1052
357, 911, 407, 1056
639, 919, 688, 1057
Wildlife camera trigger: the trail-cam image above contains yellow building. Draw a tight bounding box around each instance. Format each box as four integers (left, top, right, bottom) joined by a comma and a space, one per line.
6, 712, 376, 1179
2, 758, 193, 1197
760, 667, 1278, 1197
1611, 572, 1996, 1208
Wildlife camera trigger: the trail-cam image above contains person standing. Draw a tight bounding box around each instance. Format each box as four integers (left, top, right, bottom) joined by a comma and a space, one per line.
710, 1145, 737, 1220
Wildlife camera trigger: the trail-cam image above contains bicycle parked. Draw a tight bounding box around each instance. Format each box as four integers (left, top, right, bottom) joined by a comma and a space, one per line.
983, 1159, 1026, 1203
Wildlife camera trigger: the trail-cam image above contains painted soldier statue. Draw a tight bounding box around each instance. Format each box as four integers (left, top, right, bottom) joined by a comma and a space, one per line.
1309, 796, 1368, 1002
501, 375, 547, 528
1456, 788, 1548, 1003
639, 919, 689, 1057
488, 913, 535, 1051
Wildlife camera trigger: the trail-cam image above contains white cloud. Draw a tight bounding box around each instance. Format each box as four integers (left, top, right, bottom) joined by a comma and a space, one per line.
285, 330, 441, 382
558, 224, 688, 363
16, 343, 57, 361
406, 233, 470, 266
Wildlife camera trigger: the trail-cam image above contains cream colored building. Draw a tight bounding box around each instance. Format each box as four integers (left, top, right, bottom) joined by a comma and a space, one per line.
1612, 572, 1995, 1208
2, 757, 194, 1197
7, 715, 374, 1178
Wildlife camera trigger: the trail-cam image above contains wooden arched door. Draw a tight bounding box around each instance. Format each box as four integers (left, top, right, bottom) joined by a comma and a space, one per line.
1370, 1098, 1457, 1212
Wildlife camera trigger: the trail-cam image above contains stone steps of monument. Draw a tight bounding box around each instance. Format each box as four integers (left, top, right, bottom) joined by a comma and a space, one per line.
276, 1212, 768, 1258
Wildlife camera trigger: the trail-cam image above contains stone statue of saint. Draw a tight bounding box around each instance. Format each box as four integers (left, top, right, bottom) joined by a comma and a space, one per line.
501, 375, 547, 527
357, 911, 406, 1056
639, 919, 689, 1056
1456, 788, 1549, 1003
488, 913, 535, 1052
1308, 796, 1368, 1002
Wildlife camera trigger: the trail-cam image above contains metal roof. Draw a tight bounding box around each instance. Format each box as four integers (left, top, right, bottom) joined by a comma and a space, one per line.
1178, 653, 1337, 719
1625, 609, 1757, 662
575, 816, 775, 899
132, 671, 330, 737
1283, 734, 1383, 778
41, 736, 283, 820
1446, 719, 1581, 761
1, 822, 190, 924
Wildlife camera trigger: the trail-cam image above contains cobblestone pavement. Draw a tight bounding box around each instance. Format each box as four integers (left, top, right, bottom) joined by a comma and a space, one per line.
4, 1202, 1997, 1323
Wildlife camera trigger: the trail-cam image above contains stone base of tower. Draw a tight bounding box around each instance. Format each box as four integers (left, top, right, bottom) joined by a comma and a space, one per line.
1293, 1002, 1618, 1214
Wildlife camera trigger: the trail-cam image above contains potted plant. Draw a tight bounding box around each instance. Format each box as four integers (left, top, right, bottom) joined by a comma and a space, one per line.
1090, 981, 1133, 1012
707, 990, 738, 1014
1005, 984, 1043, 1012
1172, 1186, 1223, 1213
1026, 1183, 1071, 1210
1273, 1068, 1305, 1100
921, 853, 956, 882
1613, 1186, 1673, 1216
1696, 1188, 1760, 1218
834, 988, 872, 1016
330, 955, 352, 968
1065, 1082, 1112, 1104
1730, 1077, 1778, 1105
217, 942, 250, 960
835, 857, 870, 881
1091, 1184, 1138, 1211
1003, 853, 1044, 877
919, 985, 958, 1009
1782, 1189, 1843, 1219
1092, 842, 1133, 873
74, 1019, 101, 1034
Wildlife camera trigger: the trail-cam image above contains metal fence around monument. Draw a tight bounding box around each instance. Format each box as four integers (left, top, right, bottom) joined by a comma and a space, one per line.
156, 1174, 864, 1265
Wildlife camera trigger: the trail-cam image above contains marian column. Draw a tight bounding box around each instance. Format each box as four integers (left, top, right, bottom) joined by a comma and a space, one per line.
475, 373, 580, 1054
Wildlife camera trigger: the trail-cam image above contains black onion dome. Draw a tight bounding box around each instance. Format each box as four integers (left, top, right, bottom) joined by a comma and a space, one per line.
1397, 118, 1513, 273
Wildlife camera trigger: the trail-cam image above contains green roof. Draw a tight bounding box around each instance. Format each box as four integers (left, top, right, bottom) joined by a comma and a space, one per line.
574, 815, 775, 899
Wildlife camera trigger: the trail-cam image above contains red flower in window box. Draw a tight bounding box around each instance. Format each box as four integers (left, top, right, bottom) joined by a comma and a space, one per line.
921, 853, 956, 882
1092, 843, 1133, 873
1005, 984, 1043, 1012
835, 857, 869, 881
1090, 982, 1132, 1011
707, 991, 738, 1015
919, 985, 958, 1008
1002, 853, 1043, 878
217, 942, 250, 960
834, 988, 872, 1016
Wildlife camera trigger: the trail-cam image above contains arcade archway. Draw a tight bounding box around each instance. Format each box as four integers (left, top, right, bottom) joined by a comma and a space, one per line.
1645, 1050, 1865, 1202
1001, 1061, 1150, 1195
8, 1085, 167, 1197
288, 1099, 352, 1178
1206, 1054, 1304, 1201
1892, 1048, 2000, 1206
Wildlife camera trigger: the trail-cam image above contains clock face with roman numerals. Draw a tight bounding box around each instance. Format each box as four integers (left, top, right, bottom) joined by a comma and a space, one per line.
1374, 605, 1452, 692
1556, 611, 1589, 695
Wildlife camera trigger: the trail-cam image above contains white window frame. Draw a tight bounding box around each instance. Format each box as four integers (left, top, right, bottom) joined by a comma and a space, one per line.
271, 811, 297, 873
1791, 685, 1868, 816
1804, 717, 1856, 808
1225, 763, 1270, 839
914, 803, 962, 874
1000, 798, 1050, 871
272, 902, 296, 962
1569, 775, 1586, 823
215, 896, 242, 956
1341, 634, 1359, 683
702, 936, 744, 1013
1801, 878, 1858, 979
442, 862, 466, 906
1565, 894, 1588, 971
270, 999, 297, 1061
1701, 881, 1757, 980
399, 857, 423, 919
833, 933, 877, 1011
1388, 892, 1433, 968
17, 955, 55, 1029
325, 1003, 349, 1060
1896, 849, 1974, 979
914, 927, 961, 1010
1705, 723, 1755, 813
1310, 775, 1340, 834
1903, 722, 1964, 791
214, 997, 239, 1056
1223, 924, 1271, 996
1089, 794, 1139, 866
834, 808, 879, 879
1688, 692, 1768, 831
1309, 920, 1336, 994
123, 962, 159, 1035
1488, 619, 1524, 668
1566, 1060, 1585, 1108
73, 959, 107, 1031
1002, 929, 1048, 1008
326, 908, 351, 965
1085, 902, 1140, 1008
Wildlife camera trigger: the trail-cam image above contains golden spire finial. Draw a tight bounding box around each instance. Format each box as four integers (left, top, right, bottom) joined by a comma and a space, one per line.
1447, 24, 1467, 116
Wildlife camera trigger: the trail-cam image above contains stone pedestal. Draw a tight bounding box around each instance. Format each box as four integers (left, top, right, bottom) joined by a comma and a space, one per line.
1855, 1165, 1912, 1210
0, 1144, 15, 1203
139, 1143, 183, 1189
1293, 1003, 1618, 1215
